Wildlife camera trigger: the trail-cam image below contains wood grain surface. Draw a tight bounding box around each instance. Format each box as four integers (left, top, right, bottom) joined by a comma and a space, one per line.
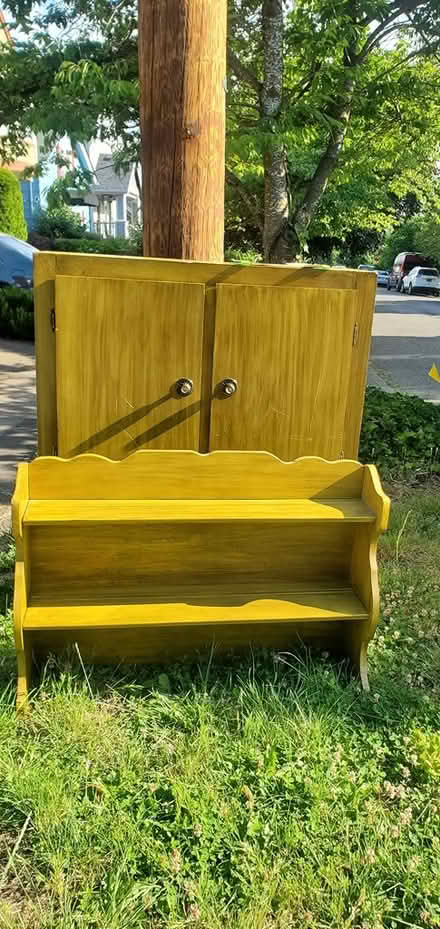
23, 497, 375, 526
27, 452, 366, 499
210, 283, 356, 458
34, 253, 374, 461
13, 450, 389, 705
25, 585, 368, 629
34, 253, 57, 454
138, 0, 227, 260
55, 276, 205, 457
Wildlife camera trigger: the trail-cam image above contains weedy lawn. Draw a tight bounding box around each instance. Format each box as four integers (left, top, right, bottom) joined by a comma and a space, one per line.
0, 484, 439, 929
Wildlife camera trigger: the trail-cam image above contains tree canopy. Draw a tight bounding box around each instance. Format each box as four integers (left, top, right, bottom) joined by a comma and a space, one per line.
0, 0, 138, 167
2, 0, 440, 261
227, 0, 440, 260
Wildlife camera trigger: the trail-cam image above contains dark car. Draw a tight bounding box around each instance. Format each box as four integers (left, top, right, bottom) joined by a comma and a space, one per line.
388, 252, 433, 293
0, 234, 37, 288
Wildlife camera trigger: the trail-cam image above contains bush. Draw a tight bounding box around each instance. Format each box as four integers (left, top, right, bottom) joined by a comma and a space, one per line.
53, 236, 138, 256
128, 222, 143, 255
0, 167, 27, 240
360, 387, 440, 472
0, 286, 34, 340
34, 205, 86, 240
225, 246, 262, 263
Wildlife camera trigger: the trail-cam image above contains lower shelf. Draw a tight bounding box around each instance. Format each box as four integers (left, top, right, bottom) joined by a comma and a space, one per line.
24, 581, 368, 630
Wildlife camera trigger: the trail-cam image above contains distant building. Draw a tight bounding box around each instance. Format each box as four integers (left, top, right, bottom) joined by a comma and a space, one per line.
91, 154, 141, 238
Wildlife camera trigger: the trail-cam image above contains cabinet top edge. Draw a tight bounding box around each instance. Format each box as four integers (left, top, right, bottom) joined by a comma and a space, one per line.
35, 252, 375, 291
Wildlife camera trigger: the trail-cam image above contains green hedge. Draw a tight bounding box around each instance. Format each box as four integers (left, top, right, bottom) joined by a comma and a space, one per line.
0, 168, 27, 240
0, 286, 34, 340
53, 237, 138, 256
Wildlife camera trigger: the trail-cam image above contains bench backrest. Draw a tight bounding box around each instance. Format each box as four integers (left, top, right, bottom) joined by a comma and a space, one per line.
27, 452, 366, 500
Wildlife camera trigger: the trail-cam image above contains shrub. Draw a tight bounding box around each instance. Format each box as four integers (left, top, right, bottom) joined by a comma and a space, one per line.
0, 167, 27, 240
34, 205, 86, 240
53, 236, 137, 256
0, 286, 34, 340
128, 222, 143, 255
225, 246, 262, 263
360, 387, 440, 471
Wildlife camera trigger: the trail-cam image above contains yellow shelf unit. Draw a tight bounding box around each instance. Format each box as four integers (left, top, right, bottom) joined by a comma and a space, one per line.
12, 450, 390, 709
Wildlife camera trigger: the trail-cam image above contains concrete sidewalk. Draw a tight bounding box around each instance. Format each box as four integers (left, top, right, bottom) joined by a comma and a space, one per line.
0, 338, 36, 530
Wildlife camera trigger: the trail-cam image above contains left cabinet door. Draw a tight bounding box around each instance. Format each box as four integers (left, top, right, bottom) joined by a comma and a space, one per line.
55, 275, 205, 458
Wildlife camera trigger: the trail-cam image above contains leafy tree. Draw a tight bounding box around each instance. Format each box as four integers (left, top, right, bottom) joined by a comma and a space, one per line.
0, 0, 139, 173
414, 216, 440, 265
3, 0, 440, 263
379, 213, 440, 267
227, 0, 440, 260
379, 219, 419, 269
0, 167, 27, 239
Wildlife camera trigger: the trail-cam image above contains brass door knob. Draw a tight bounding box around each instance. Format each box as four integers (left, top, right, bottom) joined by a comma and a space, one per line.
175, 377, 193, 397
218, 378, 238, 396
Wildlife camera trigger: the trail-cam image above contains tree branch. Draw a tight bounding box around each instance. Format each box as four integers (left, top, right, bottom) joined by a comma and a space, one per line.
289, 60, 322, 105
357, 0, 428, 60
294, 46, 357, 236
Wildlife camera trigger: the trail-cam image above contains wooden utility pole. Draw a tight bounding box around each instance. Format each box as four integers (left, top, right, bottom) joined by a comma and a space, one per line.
138, 0, 227, 262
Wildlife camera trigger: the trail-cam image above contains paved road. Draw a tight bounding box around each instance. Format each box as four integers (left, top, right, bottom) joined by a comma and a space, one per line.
369, 289, 440, 402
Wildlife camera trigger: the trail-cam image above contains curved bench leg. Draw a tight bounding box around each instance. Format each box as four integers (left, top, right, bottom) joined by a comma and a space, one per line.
344, 623, 370, 691
357, 641, 370, 692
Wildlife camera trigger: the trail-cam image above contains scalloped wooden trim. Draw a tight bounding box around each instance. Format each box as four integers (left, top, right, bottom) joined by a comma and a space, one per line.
29, 450, 365, 466
27, 452, 367, 500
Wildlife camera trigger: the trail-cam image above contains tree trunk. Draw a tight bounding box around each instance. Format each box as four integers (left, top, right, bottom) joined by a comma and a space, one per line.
262, 0, 290, 263
138, 0, 227, 261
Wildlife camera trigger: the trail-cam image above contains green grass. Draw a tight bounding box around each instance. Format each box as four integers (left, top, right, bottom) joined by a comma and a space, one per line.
0, 485, 439, 929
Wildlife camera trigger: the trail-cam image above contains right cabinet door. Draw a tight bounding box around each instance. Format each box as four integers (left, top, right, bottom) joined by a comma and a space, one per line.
209, 283, 357, 460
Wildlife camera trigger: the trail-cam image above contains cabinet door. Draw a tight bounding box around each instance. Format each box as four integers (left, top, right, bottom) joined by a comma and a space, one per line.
55, 276, 205, 458
209, 284, 356, 460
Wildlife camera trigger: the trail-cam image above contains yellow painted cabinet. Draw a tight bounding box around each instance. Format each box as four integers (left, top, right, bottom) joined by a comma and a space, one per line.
35, 254, 376, 459
55, 275, 205, 457
210, 284, 356, 460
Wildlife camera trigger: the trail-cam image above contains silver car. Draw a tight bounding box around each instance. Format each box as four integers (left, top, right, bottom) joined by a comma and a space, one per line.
376, 270, 390, 287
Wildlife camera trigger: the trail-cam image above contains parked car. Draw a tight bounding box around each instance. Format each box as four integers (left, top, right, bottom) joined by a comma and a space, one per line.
402, 266, 440, 296
376, 269, 389, 287
0, 234, 37, 288
358, 264, 376, 272
388, 251, 432, 292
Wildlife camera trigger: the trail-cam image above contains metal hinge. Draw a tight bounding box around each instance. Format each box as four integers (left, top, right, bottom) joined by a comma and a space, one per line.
50, 308, 56, 332
352, 322, 359, 346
